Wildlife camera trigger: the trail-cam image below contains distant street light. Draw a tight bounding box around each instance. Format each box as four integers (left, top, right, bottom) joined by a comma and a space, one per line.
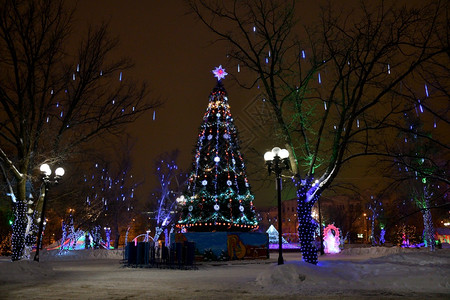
34, 163, 64, 262
264, 147, 290, 265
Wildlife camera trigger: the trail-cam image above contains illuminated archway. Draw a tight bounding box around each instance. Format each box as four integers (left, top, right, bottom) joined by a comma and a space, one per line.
323, 224, 341, 254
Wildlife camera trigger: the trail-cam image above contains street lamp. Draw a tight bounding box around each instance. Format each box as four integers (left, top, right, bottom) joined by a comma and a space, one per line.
264, 147, 290, 265
34, 163, 64, 261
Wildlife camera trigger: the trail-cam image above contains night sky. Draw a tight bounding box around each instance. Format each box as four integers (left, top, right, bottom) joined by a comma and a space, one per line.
74, 1, 269, 204
75, 1, 378, 208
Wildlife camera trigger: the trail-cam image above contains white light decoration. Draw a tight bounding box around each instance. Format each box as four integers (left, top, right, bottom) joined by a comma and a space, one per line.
176, 195, 186, 205
239, 205, 244, 212
227, 180, 232, 186
214, 156, 220, 163
202, 180, 208, 186
214, 204, 220, 211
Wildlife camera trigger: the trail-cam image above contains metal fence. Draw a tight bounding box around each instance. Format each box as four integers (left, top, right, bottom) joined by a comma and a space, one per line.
124, 241, 196, 269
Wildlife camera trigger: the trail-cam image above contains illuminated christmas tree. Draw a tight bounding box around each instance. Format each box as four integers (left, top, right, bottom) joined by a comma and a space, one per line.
177, 66, 258, 232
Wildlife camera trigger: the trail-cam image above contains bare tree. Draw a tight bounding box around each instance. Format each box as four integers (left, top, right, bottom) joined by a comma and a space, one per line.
74, 138, 141, 250
0, 0, 160, 260
188, 0, 449, 264
385, 112, 449, 251
148, 150, 186, 245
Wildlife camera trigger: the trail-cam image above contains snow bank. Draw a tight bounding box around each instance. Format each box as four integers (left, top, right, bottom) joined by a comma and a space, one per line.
341, 246, 422, 256
256, 247, 450, 295
0, 259, 54, 283
1, 247, 448, 298
371, 249, 450, 265
40, 248, 124, 261
0, 249, 123, 284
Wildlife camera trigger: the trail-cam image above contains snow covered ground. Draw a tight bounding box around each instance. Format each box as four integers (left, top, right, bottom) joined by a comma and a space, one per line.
0, 247, 449, 299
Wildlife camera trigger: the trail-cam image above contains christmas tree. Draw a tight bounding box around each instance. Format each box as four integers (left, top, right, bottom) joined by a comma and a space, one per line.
177, 66, 258, 232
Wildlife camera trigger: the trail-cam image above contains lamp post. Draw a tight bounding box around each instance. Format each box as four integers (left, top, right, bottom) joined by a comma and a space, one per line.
34, 163, 64, 262
264, 147, 290, 265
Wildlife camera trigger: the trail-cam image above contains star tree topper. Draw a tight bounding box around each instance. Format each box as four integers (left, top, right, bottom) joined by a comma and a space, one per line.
212, 65, 228, 81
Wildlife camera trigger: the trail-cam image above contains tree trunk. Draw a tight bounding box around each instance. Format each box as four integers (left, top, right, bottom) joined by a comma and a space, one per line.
11, 179, 28, 261
422, 198, 435, 251
371, 217, 376, 246
113, 223, 120, 249
11, 200, 27, 261
297, 184, 320, 265
164, 228, 170, 247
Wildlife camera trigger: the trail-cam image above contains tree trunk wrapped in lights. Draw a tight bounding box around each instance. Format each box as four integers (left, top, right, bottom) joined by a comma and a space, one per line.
177, 67, 258, 232
421, 192, 435, 251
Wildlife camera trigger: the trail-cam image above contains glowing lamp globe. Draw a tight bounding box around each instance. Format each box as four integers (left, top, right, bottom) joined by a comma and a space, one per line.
55, 167, 65, 177
264, 151, 274, 161
279, 149, 289, 159
40, 163, 51, 176
271, 147, 281, 156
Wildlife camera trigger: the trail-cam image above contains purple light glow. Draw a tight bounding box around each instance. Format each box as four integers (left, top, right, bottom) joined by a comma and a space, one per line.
212, 65, 228, 81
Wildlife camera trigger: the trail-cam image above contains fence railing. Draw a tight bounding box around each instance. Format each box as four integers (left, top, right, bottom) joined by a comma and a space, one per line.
124, 241, 196, 269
